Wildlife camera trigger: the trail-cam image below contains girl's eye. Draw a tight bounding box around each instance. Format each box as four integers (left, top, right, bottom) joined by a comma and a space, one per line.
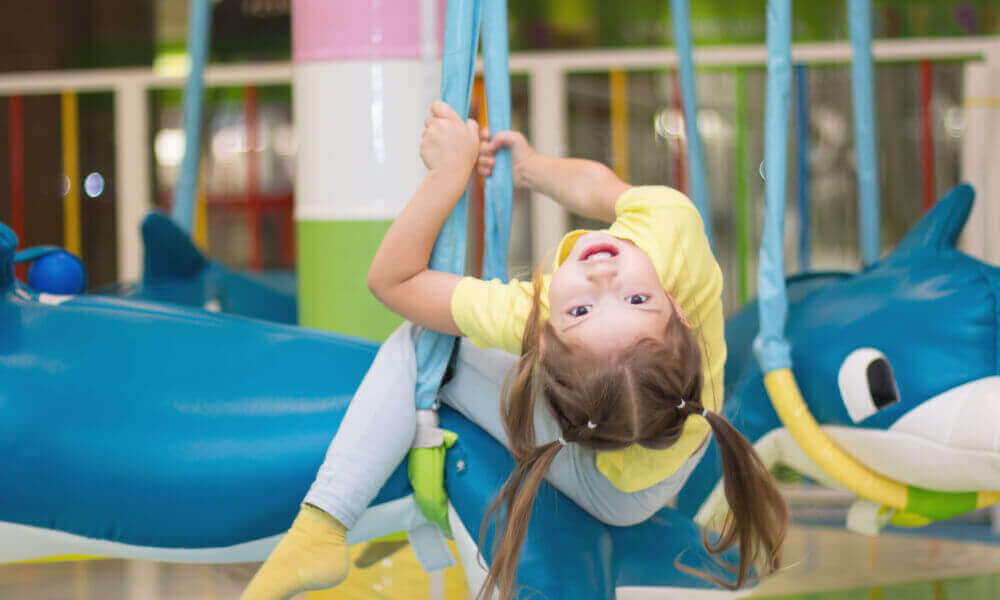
626, 294, 650, 305
568, 305, 591, 317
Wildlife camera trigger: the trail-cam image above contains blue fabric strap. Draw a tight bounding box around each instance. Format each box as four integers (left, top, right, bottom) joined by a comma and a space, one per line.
795, 63, 811, 272
669, 0, 713, 245
171, 0, 212, 234
415, 0, 512, 410
414, 0, 481, 410
480, 0, 513, 282
753, 0, 793, 375
848, 0, 881, 266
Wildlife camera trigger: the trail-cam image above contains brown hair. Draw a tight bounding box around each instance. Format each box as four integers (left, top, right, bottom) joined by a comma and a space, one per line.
476, 269, 788, 599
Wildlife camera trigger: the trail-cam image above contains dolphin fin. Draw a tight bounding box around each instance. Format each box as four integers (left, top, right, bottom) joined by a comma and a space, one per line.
141, 212, 207, 281
887, 183, 974, 261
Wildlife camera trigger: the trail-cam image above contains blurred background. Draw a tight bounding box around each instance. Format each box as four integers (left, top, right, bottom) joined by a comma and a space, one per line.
1, 1, 998, 598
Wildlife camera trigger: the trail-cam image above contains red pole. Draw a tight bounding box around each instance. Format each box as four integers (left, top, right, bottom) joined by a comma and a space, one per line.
8, 96, 25, 280
670, 70, 687, 195
245, 86, 262, 270
919, 60, 936, 212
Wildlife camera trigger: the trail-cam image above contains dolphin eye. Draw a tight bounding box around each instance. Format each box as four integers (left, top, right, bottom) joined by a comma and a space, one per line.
838, 348, 900, 423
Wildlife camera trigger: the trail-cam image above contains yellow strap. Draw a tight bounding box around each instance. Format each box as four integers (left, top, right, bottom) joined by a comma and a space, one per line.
764, 369, 908, 509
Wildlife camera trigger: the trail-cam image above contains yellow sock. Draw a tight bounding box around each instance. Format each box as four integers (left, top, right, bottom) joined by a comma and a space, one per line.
241, 504, 350, 600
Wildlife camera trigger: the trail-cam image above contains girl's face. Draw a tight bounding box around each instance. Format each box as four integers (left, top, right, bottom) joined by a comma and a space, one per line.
548, 232, 680, 356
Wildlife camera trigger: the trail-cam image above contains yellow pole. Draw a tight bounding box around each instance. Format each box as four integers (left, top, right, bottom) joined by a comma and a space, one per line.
194, 157, 209, 249
61, 91, 82, 256
609, 70, 629, 182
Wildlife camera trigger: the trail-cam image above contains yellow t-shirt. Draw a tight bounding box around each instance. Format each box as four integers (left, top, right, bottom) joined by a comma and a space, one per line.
449, 186, 726, 493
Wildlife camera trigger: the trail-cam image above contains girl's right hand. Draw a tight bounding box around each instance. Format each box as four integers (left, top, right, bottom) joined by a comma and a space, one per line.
477, 129, 535, 187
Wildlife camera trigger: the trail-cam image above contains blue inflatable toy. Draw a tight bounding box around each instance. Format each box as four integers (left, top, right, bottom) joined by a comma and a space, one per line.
679, 185, 1000, 534
93, 212, 297, 324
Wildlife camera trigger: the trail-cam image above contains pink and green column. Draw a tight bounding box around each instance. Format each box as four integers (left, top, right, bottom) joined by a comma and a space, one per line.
292, 0, 442, 340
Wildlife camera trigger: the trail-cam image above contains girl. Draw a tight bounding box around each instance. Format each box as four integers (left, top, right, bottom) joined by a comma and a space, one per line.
242, 101, 787, 600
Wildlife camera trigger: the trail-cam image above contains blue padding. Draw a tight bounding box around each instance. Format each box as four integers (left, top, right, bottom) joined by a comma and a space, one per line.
795, 63, 811, 272
480, 0, 513, 282
414, 0, 482, 410
848, 0, 881, 266
753, 0, 793, 375
669, 0, 713, 243
171, 0, 212, 234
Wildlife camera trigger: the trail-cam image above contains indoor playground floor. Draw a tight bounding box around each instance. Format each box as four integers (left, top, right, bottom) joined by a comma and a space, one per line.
1, 525, 998, 599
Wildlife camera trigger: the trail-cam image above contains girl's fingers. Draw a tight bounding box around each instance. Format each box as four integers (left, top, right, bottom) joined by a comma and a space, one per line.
430, 100, 460, 120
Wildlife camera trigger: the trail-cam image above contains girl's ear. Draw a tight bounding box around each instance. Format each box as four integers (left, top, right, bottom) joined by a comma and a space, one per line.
668, 294, 690, 327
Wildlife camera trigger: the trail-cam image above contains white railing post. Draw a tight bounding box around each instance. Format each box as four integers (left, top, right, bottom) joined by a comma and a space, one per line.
114, 80, 151, 281
960, 39, 1000, 265
528, 66, 570, 264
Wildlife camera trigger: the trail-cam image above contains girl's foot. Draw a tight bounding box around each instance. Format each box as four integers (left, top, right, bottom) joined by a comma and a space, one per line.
241, 504, 349, 600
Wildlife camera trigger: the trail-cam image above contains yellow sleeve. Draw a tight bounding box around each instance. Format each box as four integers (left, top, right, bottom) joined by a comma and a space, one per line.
596, 186, 727, 493
449, 276, 543, 355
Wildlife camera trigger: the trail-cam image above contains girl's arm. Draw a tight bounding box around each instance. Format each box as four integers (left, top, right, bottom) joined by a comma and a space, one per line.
366, 101, 480, 336
477, 130, 631, 223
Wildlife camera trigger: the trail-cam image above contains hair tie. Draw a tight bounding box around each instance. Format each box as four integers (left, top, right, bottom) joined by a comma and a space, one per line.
557, 436, 568, 447
677, 398, 686, 410
586, 420, 597, 430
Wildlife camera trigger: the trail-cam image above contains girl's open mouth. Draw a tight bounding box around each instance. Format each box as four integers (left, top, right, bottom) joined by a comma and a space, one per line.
579, 243, 619, 262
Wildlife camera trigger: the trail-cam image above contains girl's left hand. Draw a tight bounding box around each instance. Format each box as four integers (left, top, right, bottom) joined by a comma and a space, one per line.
420, 100, 479, 174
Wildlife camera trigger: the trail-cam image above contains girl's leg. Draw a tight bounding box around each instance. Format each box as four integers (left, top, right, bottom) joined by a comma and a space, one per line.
304, 322, 420, 528
440, 341, 705, 527
243, 323, 421, 600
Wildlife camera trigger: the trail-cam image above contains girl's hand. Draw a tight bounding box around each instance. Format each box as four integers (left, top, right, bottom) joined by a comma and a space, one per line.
477, 129, 535, 187
420, 100, 479, 175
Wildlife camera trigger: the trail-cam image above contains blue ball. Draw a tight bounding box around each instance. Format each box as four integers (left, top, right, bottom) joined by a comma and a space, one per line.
27, 251, 87, 295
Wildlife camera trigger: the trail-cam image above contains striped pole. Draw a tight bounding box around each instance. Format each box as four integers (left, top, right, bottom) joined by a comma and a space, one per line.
292, 0, 442, 340
8, 96, 24, 261
609, 69, 629, 182
919, 59, 936, 212
61, 91, 82, 257
794, 64, 811, 271
734, 68, 750, 304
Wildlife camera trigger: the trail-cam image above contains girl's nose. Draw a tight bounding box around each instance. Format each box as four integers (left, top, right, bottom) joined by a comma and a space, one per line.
585, 264, 618, 284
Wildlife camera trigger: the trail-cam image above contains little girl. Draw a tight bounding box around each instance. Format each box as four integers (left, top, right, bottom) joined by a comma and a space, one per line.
243, 101, 787, 600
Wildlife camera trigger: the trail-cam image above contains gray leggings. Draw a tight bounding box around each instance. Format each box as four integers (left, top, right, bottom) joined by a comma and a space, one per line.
304, 322, 706, 529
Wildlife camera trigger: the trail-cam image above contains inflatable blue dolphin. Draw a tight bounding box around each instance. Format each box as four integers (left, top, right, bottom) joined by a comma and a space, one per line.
0, 220, 740, 599
680, 184, 1000, 533
93, 212, 297, 325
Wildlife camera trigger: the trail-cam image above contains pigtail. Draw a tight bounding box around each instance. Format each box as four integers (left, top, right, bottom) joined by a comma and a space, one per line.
475, 267, 563, 600
695, 410, 788, 589
476, 440, 564, 600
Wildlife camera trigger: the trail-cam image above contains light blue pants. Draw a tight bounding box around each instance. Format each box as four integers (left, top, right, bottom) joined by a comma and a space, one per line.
304, 323, 707, 529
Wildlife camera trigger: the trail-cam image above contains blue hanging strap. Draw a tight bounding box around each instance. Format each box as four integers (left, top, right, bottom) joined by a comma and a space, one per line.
414, 0, 483, 410
753, 0, 793, 375
848, 0, 881, 266
480, 0, 513, 282
669, 0, 713, 244
795, 63, 811, 272
171, 0, 212, 234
